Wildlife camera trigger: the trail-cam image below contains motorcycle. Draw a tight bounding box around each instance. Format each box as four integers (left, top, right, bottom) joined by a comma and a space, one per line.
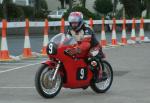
35, 33, 113, 98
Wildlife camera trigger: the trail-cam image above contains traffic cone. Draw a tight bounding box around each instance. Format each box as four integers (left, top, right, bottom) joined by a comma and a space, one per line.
131, 18, 136, 41
121, 18, 127, 45
139, 18, 145, 41
0, 19, 12, 61
89, 18, 93, 28
111, 18, 117, 46
41, 19, 49, 56
22, 19, 32, 58
61, 18, 65, 33
100, 17, 107, 47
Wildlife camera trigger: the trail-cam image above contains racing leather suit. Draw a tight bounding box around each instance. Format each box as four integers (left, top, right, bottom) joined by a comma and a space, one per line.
66, 23, 105, 82
66, 23, 103, 58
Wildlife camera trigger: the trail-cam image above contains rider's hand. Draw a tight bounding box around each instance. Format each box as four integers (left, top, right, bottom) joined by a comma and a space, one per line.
65, 47, 81, 57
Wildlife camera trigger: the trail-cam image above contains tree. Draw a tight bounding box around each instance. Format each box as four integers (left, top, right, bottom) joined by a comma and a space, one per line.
40, 0, 48, 11
2, 0, 13, 19
59, 0, 65, 9
58, 0, 71, 9
59, 0, 82, 10
119, 0, 144, 18
80, 0, 86, 8
34, 0, 40, 16
34, 0, 48, 17
94, 0, 113, 16
113, 0, 118, 16
69, 0, 73, 10
143, 0, 150, 18
63, 6, 100, 20
7, 4, 24, 20
0, 4, 3, 19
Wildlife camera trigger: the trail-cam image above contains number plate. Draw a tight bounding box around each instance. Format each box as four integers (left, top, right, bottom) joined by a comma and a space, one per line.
77, 67, 87, 80
46, 42, 57, 55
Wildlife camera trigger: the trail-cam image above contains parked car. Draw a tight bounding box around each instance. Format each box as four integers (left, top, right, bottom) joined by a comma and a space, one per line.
48, 9, 67, 19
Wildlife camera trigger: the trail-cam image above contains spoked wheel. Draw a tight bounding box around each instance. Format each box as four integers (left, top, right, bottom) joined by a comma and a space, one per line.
90, 60, 113, 93
35, 64, 62, 98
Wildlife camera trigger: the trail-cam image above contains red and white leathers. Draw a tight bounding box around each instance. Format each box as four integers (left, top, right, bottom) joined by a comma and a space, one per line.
66, 23, 104, 58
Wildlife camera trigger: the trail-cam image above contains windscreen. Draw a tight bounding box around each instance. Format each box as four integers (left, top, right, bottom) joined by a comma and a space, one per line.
49, 33, 77, 46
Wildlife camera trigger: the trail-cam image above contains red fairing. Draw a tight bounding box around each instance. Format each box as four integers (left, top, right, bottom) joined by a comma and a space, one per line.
41, 60, 51, 65
46, 45, 93, 88
41, 60, 57, 68
76, 37, 91, 58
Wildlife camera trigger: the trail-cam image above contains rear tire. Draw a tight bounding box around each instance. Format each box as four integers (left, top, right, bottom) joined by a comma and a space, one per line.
35, 64, 62, 98
90, 60, 113, 93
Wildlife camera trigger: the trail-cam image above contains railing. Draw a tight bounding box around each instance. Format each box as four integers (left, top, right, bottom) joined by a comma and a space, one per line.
0, 19, 150, 28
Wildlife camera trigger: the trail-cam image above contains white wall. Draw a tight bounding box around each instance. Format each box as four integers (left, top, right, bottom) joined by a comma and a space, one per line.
0, 0, 3, 4
86, 0, 123, 13
0, 0, 32, 6
15, 0, 28, 6
45, 0, 61, 11
86, 0, 96, 13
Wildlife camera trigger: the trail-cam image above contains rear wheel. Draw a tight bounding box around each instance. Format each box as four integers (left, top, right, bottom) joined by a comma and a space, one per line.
35, 64, 62, 98
90, 60, 113, 93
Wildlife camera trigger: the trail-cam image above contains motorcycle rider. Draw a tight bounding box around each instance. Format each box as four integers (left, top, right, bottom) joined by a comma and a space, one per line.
66, 12, 105, 82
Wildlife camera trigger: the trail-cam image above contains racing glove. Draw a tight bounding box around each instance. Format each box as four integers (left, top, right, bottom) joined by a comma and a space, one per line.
65, 47, 81, 57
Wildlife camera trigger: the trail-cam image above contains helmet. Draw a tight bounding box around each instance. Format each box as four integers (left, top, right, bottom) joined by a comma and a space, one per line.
68, 12, 84, 31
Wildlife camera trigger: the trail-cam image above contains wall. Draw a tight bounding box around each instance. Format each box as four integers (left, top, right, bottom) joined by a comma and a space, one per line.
45, 0, 60, 11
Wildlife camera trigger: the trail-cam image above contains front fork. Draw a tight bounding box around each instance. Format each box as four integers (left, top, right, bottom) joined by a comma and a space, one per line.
52, 61, 61, 81
89, 58, 104, 80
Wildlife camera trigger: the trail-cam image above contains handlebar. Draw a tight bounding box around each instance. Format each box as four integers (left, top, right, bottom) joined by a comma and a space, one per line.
64, 49, 75, 59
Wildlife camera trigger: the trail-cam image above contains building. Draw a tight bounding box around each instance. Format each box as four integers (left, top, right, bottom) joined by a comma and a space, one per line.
45, 0, 123, 13
0, 0, 123, 13
45, 0, 61, 11
0, 0, 34, 6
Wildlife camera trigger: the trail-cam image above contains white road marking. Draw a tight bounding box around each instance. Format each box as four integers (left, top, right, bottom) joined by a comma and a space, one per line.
0, 87, 35, 89
0, 62, 39, 65
0, 63, 40, 74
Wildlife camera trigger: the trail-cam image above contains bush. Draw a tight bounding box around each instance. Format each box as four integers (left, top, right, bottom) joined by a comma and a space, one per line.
19, 6, 34, 18
0, 3, 46, 20
18, 6, 47, 20
120, 0, 143, 18
94, 0, 113, 16
63, 6, 101, 20
34, 10, 47, 19
0, 4, 2, 19
7, 4, 24, 20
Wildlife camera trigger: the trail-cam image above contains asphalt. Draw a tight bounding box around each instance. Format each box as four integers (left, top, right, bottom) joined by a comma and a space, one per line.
0, 43, 150, 103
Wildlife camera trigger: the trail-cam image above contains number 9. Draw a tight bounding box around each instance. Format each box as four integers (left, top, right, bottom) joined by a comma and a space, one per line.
48, 43, 53, 54
80, 68, 84, 79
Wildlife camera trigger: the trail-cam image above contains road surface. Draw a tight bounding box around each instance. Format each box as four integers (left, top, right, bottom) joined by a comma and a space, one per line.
0, 43, 150, 103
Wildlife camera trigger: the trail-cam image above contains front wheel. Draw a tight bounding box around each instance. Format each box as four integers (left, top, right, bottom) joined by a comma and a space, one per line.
35, 64, 62, 98
90, 60, 113, 93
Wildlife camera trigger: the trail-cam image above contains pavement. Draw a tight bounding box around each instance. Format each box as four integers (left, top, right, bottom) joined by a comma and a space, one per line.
0, 43, 150, 103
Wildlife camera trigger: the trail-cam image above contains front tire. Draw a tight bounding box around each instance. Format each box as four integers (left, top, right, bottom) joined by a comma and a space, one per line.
90, 60, 113, 93
35, 64, 62, 98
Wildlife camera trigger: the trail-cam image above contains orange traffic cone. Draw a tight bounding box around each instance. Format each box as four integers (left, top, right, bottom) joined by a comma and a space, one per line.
100, 17, 107, 47
121, 18, 127, 45
111, 18, 117, 46
131, 18, 136, 41
61, 18, 65, 33
41, 19, 49, 56
0, 19, 12, 61
89, 18, 93, 28
22, 19, 32, 58
139, 18, 145, 41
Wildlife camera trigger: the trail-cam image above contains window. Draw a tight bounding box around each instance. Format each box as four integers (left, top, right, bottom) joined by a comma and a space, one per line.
58, 11, 63, 15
